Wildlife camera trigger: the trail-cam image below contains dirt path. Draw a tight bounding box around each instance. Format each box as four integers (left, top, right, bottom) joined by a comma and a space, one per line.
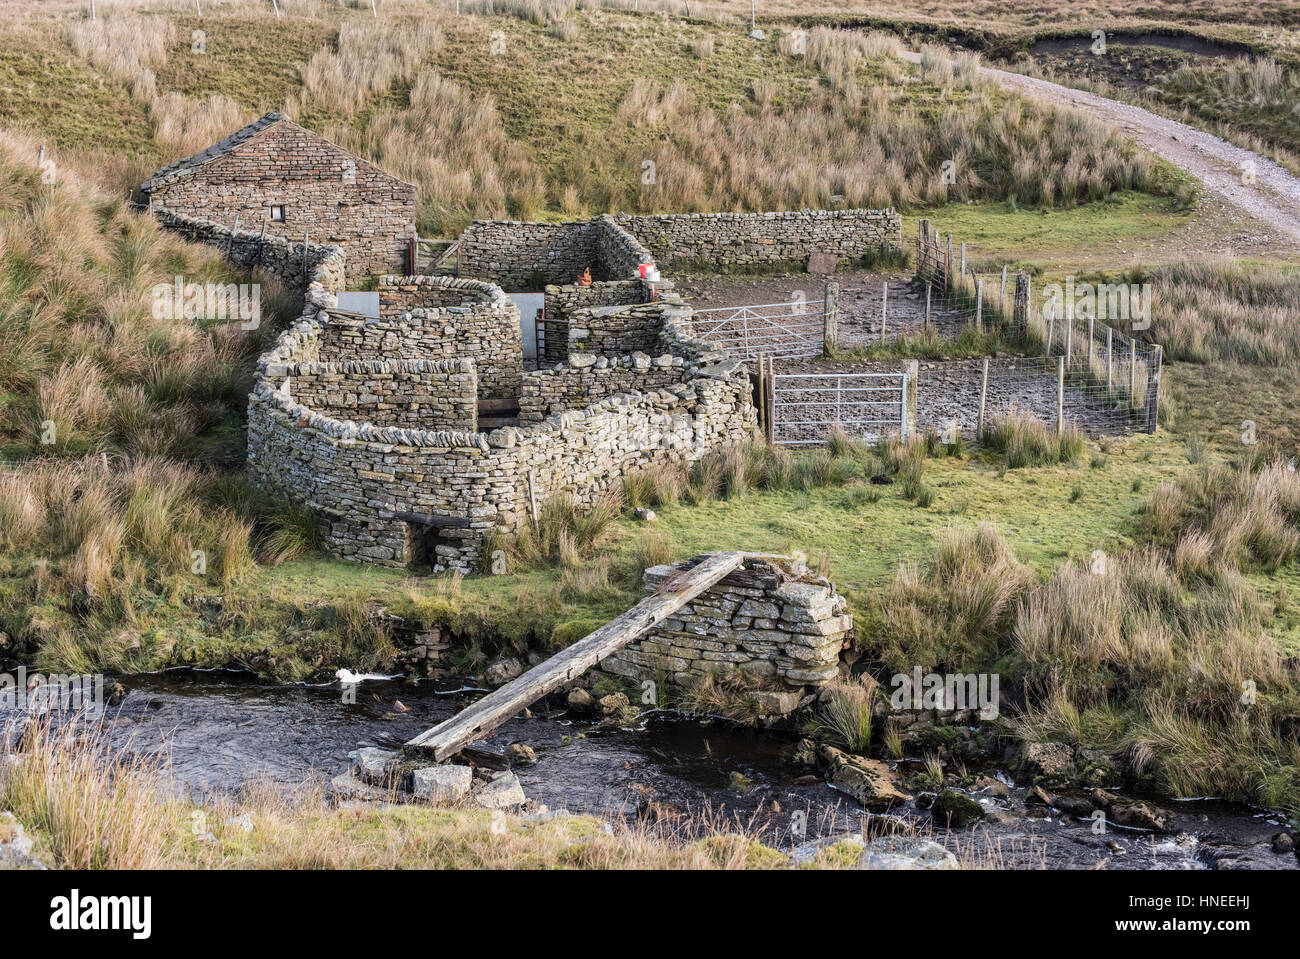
899, 51, 1300, 246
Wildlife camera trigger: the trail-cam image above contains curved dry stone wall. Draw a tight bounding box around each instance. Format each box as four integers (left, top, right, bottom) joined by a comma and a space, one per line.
285, 358, 478, 431
248, 289, 755, 570
597, 555, 853, 717
328, 276, 521, 400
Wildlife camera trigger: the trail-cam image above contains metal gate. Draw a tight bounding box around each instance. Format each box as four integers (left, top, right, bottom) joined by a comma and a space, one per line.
692, 300, 824, 361
770, 372, 909, 446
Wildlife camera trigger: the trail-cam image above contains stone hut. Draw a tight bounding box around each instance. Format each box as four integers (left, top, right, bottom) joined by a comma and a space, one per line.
141, 113, 416, 277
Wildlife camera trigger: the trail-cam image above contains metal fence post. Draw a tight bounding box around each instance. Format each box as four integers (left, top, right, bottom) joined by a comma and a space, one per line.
925, 282, 932, 333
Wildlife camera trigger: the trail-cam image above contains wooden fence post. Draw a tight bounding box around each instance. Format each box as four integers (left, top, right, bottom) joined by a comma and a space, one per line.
1106, 327, 1113, 395
1056, 356, 1065, 437
959, 241, 966, 281
977, 357, 990, 439
823, 281, 839, 355
902, 359, 919, 439
975, 278, 983, 332
880, 280, 888, 343
1129, 338, 1137, 408
1013, 271, 1029, 339
1146, 345, 1163, 433
925, 282, 932, 333
1045, 301, 1054, 358
946, 235, 953, 291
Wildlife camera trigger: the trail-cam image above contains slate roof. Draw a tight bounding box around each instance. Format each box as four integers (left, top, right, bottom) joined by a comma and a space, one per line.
141, 112, 288, 194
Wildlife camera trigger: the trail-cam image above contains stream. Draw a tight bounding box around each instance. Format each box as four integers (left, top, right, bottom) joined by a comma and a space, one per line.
6, 669, 1296, 870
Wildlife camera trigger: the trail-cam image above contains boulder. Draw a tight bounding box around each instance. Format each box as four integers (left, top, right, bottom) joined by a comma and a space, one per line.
1109, 799, 1173, 833
351, 747, 399, 785
0, 812, 43, 871
856, 836, 958, 870
476, 771, 527, 810
747, 689, 802, 716
930, 790, 984, 828
566, 687, 595, 713
1017, 741, 1075, 785
506, 743, 538, 767
413, 765, 473, 803
817, 745, 912, 810
485, 658, 524, 687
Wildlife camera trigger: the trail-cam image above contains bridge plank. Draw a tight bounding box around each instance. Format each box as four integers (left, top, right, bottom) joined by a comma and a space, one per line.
406, 551, 746, 761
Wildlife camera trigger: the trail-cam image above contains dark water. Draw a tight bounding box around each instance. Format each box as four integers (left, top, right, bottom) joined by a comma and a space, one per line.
1028, 33, 1254, 61
21, 670, 1299, 870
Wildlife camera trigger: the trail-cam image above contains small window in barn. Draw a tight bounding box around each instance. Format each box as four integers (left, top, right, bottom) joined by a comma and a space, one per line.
269, 205, 285, 222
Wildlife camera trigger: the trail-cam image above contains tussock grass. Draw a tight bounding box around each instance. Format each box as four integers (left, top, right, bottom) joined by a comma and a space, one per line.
875, 516, 1300, 811
1139, 459, 1300, 572
810, 677, 877, 753
1149, 259, 1300, 366
981, 410, 1085, 469
878, 522, 1034, 672
0, 127, 286, 463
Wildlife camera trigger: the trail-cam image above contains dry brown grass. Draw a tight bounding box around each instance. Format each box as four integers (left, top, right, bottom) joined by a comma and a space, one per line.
0, 719, 797, 869
333, 69, 547, 234
623, 42, 1152, 213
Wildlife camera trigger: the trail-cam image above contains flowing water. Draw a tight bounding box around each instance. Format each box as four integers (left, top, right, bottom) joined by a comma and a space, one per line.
8, 669, 1296, 870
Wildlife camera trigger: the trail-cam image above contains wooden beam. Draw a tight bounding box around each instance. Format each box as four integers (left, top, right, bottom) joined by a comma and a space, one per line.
388, 511, 471, 529
407, 551, 747, 760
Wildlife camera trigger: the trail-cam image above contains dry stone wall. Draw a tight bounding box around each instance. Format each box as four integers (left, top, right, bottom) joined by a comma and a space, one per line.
598, 556, 853, 716
285, 359, 478, 431
458, 220, 595, 288
248, 291, 756, 570
151, 208, 345, 298
618, 209, 901, 269
378, 274, 499, 318
319, 283, 522, 401
543, 280, 648, 329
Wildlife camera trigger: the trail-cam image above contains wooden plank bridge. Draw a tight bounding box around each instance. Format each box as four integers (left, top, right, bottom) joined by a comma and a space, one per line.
406, 551, 746, 761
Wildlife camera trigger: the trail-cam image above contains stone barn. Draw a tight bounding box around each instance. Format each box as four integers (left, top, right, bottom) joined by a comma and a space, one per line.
142, 113, 416, 277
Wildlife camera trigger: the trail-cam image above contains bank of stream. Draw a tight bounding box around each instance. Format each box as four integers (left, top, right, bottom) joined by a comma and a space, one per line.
16, 668, 1292, 871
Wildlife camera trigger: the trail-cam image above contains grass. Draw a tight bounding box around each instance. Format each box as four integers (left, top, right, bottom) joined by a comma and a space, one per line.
0, 3, 1186, 236
0, 717, 805, 870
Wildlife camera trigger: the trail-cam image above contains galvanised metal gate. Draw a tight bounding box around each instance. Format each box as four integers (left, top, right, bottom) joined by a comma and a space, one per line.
691, 300, 824, 361
770, 372, 909, 446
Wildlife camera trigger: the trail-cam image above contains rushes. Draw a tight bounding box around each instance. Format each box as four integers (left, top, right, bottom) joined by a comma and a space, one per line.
812, 678, 876, 753
981, 410, 1084, 469
1149, 259, 1300, 366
